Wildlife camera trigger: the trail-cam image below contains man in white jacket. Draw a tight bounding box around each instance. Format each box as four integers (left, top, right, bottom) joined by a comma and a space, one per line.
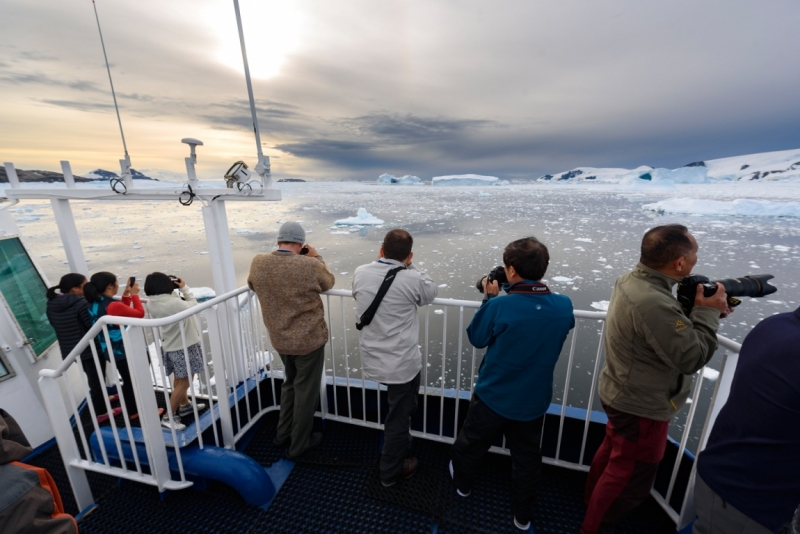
353, 229, 438, 487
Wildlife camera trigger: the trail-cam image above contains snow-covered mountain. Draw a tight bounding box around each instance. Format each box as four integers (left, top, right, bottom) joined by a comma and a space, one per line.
538, 148, 800, 183
83, 168, 158, 181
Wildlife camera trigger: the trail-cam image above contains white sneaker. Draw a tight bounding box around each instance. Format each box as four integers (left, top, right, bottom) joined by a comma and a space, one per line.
449, 460, 471, 497
178, 402, 207, 417
513, 516, 531, 531
161, 414, 186, 431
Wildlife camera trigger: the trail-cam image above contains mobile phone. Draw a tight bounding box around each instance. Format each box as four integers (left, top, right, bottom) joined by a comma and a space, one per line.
129, 276, 136, 287
300, 246, 309, 255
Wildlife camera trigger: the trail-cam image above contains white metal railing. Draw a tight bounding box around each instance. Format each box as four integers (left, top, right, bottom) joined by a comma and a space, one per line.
40, 285, 741, 527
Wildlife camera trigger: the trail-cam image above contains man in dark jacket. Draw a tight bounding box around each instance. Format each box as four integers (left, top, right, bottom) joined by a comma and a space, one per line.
581, 225, 731, 534
450, 237, 575, 531
693, 305, 800, 534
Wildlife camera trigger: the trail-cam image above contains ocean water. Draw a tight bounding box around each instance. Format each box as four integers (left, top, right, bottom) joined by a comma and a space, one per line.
10, 181, 800, 449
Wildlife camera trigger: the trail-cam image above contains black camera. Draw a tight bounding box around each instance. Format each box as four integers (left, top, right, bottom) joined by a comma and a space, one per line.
475, 266, 508, 293
299, 246, 309, 255
676, 274, 777, 315
168, 275, 181, 287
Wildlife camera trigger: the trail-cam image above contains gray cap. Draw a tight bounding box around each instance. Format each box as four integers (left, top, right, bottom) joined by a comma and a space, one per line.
277, 221, 305, 244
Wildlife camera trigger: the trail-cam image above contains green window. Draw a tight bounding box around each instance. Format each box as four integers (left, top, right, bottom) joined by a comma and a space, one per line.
0, 237, 57, 358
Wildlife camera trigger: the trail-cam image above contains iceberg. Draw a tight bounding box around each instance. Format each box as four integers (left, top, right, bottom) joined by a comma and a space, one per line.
334, 207, 385, 226
377, 173, 421, 185
620, 166, 708, 185
431, 174, 502, 186
642, 198, 800, 217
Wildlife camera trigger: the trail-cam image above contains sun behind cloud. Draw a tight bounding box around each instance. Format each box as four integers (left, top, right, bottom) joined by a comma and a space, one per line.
204, 0, 304, 80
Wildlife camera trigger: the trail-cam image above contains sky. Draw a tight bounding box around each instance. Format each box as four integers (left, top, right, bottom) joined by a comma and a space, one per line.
1, 0, 799, 182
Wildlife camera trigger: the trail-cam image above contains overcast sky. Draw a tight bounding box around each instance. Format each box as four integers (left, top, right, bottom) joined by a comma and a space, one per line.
1, 0, 799, 181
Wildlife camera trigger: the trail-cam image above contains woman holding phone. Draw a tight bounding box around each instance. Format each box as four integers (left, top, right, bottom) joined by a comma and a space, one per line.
144, 272, 206, 431
84, 272, 163, 420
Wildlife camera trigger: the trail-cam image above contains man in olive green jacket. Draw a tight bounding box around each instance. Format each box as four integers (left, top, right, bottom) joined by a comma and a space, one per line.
581, 224, 731, 534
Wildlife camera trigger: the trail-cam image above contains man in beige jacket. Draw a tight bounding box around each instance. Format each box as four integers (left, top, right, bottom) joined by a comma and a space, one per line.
248, 222, 335, 459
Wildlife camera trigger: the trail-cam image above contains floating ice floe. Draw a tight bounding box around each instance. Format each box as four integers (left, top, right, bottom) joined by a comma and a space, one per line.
590, 301, 610, 311
334, 208, 385, 226
551, 276, 578, 284
236, 228, 261, 235
642, 198, 800, 217
377, 173, 421, 185
192, 287, 216, 302
702, 367, 720, 381
431, 174, 508, 186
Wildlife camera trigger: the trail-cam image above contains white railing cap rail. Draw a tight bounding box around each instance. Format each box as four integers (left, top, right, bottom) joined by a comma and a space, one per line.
40, 285, 742, 380
39, 286, 252, 379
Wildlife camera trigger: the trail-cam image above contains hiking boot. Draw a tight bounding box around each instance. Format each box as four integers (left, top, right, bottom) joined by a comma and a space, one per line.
381, 457, 419, 487
96, 407, 122, 423
161, 414, 186, 431
178, 402, 207, 417
449, 460, 471, 497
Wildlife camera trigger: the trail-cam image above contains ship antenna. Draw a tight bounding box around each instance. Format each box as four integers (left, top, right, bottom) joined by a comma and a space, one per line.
232, 0, 271, 187
92, 0, 129, 160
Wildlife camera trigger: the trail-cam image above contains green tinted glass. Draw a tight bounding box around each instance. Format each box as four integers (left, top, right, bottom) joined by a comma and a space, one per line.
0, 237, 57, 357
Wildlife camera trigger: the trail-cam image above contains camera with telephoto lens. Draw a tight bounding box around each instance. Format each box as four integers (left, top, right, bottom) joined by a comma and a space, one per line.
676, 274, 777, 315
475, 266, 508, 293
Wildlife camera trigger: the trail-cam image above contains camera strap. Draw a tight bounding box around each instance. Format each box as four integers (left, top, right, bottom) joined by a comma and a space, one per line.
507, 282, 551, 295
356, 266, 406, 330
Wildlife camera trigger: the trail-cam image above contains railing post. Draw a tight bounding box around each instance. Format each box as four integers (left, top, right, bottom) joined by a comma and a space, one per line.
38, 376, 94, 511
207, 306, 236, 449
123, 325, 172, 491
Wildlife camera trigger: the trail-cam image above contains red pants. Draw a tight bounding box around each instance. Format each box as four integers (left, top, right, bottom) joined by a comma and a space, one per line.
580, 405, 669, 534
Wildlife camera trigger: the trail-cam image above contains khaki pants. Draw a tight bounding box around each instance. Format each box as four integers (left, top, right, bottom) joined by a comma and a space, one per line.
276, 345, 326, 458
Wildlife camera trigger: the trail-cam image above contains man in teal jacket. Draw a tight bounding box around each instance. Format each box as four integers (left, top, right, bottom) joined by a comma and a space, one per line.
450, 237, 575, 532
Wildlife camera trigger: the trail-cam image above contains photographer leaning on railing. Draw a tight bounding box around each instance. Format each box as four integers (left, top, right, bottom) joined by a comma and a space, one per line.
582, 224, 733, 534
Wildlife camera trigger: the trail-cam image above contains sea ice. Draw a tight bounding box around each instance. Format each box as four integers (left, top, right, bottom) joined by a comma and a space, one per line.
334, 208, 385, 226
192, 287, 216, 302
702, 368, 720, 381
431, 174, 502, 186
590, 301, 610, 311
377, 173, 421, 185
642, 198, 800, 217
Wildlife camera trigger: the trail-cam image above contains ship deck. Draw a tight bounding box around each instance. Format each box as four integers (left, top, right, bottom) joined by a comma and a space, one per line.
28, 408, 677, 534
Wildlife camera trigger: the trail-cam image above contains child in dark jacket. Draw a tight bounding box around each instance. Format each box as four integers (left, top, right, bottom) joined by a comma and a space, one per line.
46, 273, 121, 423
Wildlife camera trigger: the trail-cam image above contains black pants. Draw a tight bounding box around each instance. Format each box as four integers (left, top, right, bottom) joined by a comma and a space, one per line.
80, 355, 108, 417
113, 359, 138, 417
451, 393, 544, 521
380, 372, 421, 482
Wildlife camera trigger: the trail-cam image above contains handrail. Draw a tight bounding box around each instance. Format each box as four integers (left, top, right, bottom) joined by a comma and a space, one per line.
41, 284, 743, 379
39, 286, 251, 379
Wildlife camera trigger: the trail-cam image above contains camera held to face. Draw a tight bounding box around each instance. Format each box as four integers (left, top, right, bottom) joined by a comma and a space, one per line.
475, 266, 509, 293
676, 274, 777, 315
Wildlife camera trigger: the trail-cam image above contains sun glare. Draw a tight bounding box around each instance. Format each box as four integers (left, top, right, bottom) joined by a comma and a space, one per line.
205, 0, 303, 80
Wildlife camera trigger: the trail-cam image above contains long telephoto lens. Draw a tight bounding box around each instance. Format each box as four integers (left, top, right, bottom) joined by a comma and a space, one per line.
717, 274, 777, 298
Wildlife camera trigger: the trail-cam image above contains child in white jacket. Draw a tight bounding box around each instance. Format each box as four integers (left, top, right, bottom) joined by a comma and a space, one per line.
145, 272, 206, 430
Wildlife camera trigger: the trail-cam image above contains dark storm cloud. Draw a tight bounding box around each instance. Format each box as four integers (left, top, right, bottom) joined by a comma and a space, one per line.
201, 99, 309, 135
338, 113, 493, 143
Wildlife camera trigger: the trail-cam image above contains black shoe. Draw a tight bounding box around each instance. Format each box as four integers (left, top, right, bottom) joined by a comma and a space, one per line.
286, 432, 323, 460
381, 457, 419, 487
273, 436, 290, 448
